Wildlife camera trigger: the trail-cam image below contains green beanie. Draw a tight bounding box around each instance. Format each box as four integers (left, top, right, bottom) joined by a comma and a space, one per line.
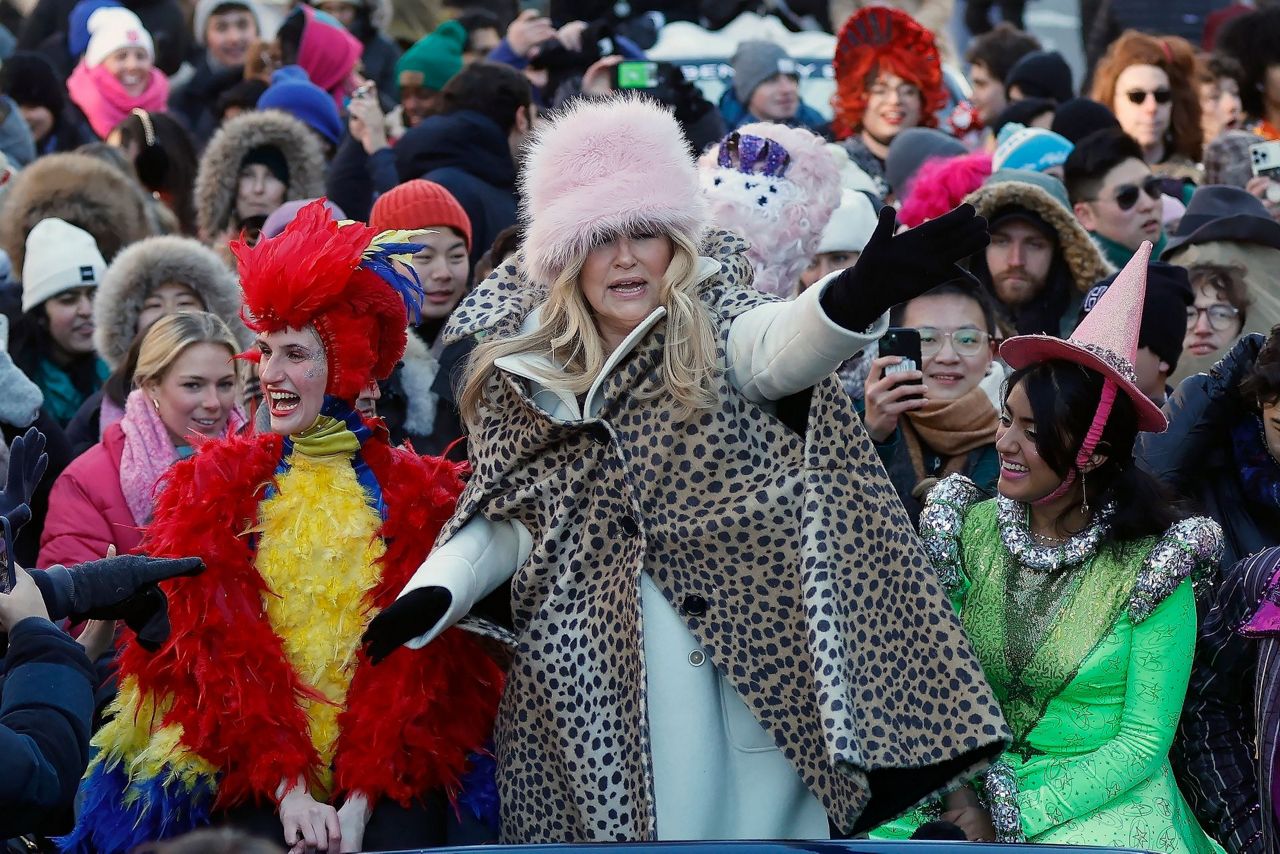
395, 19, 466, 92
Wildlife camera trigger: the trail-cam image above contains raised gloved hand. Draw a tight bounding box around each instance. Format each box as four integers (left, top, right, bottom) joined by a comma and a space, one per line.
29, 554, 205, 651
821, 204, 990, 333
0, 427, 48, 534
362, 586, 452, 665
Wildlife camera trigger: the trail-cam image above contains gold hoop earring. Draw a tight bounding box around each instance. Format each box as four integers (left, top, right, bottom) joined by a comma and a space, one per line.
152, 398, 160, 412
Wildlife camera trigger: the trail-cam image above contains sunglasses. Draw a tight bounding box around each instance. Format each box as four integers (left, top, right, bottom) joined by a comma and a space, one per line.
1090, 175, 1164, 211
1124, 88, 1173, 106
917, 327, 989, 358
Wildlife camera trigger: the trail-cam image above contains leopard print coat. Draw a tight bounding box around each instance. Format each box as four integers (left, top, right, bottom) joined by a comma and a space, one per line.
442, 231, 1010, 842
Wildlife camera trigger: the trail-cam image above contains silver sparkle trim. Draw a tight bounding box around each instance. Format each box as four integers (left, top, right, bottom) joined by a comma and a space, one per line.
920, 474, 987, 593
1129, 516, 1224, 623
979, 758, 1026, 843
997, 495, 1116, 572
1078, 341, 1139, 385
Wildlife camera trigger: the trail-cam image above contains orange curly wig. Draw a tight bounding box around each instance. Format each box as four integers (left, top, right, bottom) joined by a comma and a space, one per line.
232, 199, 421, 402
831, 7, 947, 140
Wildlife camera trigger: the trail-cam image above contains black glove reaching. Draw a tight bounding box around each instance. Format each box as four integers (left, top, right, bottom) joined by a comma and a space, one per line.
0, 427, 48, 534
362, 586, 452, 664
28, 554, 205, 651
821, 204, 990, 333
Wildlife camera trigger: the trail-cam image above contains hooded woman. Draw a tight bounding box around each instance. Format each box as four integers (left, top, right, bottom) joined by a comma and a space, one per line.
307, 0, 400, 105
194, 108, 326, 245
63, 234, 249, 455
274, 4, 364, 113
66, 7, 170, 140
872, 245, 1223, 853
363, 95, 1009, 843
64, 202, 504, 853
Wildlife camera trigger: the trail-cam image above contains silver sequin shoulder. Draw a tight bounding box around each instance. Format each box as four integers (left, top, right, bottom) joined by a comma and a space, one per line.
919, 474, 988, 593
1128, 516, 1225, 624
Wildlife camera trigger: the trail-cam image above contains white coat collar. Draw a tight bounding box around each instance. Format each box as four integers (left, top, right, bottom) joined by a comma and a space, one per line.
493, 256, 722, 421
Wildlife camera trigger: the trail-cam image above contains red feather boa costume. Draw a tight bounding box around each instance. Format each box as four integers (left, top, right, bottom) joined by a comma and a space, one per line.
120, 429, 504, 807
79, 202, 504, 830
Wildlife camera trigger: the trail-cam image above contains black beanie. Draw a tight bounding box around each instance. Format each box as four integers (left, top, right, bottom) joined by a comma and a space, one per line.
1005, 50, 1074, 104
0, 51, 65, 116
241, 145, 290, 185
990, 97, 1056, 138
1079, 261, 1194, 371
1051, 97, 1121, 144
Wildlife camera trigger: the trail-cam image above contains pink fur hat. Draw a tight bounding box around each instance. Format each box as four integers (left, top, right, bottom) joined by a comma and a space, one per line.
519, 96, 707, 285
697, 123, 840, 297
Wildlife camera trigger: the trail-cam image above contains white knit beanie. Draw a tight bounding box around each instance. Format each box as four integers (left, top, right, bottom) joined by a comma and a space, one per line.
22, 219, 106, 312
816, 190, 879, 255
85, 7, 154, 68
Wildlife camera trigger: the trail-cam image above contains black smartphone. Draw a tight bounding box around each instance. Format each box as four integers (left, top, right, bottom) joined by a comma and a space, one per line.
0, 516, 14, 596
879, 327, 925, 400
614, 60, 661, 90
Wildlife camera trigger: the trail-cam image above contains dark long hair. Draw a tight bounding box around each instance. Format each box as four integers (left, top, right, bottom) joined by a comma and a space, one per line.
1006, 360, 1188, 546
10, 304, 101, 398
111, 111, 199, 235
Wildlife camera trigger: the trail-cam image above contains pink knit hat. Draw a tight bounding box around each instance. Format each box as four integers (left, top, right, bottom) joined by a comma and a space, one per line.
519, 96, 707, 285
296, 5, 362, 108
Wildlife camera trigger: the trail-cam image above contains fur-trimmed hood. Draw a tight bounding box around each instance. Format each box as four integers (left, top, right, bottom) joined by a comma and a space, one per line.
0, 153, 155, 281
194, 109, 326, 241
94, 235, 252, 370
964, 179, 1114, 293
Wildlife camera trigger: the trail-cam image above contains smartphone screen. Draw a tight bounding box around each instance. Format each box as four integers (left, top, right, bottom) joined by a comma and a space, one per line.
615, 61, 660, 89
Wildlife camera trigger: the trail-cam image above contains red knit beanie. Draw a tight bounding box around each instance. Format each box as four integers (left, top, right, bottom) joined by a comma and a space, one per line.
369, 180, 472, 251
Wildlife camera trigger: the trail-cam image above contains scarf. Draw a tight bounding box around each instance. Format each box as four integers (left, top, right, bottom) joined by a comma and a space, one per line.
66, 61, 169, 139
37, 357, 108, 426
901, 384, 999, 489
1231, 413, 1280, 510
1091, 230, 1168, 270
119, 388, 247, 526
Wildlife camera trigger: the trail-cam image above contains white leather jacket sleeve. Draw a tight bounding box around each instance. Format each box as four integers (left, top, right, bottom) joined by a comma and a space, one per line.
399, 516, 532, 649
725, 270, 889, 404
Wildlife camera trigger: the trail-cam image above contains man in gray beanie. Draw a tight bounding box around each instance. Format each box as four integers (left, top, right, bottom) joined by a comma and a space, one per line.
719, 40, 828, 133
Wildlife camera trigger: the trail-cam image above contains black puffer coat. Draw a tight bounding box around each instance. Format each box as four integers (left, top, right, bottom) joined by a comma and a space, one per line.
1137, 334, 1280, 577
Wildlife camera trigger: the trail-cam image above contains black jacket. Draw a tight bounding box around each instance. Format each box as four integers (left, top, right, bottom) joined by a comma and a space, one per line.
1137, 334, 1280, 577
325, 134, 398, 223
0, 617, 95, 839
169, 52, 244, 147
394, 110, 518, 266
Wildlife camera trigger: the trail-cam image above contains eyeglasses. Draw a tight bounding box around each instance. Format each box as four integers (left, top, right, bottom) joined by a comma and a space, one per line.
1187, 303, 1240, 331
1124, 88, 1173, 106
917, 327, 989, 357
1089, 175, 1164, 211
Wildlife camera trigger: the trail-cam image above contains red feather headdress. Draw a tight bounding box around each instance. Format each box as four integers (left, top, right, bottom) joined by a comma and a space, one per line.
831, 7, 946, 140
232, 199, 424, 401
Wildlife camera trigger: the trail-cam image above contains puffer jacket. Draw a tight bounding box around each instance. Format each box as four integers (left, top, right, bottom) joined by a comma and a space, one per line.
1137, 334, 1280, 578
39, 422, 141, 568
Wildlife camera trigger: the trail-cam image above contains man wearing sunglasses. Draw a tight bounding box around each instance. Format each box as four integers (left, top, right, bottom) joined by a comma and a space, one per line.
1064, 127, 1167, 267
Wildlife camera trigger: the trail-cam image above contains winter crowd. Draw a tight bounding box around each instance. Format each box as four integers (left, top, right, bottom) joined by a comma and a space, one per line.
2, 0, 1280, 851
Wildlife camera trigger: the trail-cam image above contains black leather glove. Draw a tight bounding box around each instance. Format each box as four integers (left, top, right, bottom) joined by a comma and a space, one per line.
0, 426, 48, 535
362, 586, 452, 665
821, 204, 990, 333
29, 555, 204, 651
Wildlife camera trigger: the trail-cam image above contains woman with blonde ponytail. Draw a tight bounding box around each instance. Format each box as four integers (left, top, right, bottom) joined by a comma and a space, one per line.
365, 95, 1007, 844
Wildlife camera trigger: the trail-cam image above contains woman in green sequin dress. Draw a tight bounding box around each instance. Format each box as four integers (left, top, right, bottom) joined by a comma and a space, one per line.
873, 246, 1223, 853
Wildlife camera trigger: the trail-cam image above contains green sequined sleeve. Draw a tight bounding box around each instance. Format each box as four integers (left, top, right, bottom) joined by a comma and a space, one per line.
919, 474, 987, 608
1016, 579, 1196, 837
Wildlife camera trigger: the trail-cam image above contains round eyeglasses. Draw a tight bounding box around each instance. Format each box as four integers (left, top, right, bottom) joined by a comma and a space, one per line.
1187, 304, 1241, 332
918, 327, 990, 357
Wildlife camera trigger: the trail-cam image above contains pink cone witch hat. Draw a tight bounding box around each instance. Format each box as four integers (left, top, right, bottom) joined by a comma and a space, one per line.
999, 241, 1167, 501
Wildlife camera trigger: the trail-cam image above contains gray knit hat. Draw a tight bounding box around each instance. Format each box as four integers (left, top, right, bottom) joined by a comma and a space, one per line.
731, 40, 798, 104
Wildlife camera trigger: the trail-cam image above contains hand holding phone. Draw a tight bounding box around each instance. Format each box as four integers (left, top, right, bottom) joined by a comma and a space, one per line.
863, 328, 928, 443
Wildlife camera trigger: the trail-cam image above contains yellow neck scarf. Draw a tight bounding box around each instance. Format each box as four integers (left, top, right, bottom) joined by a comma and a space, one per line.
291, 416, 360, 457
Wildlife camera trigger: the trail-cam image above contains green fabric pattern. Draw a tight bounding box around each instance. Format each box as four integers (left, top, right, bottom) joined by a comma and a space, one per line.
874, 496, 1221, 854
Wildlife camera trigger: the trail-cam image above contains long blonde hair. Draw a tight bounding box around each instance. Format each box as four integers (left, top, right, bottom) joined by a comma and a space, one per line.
133, 311, 241, 390
460, 230, 720, 427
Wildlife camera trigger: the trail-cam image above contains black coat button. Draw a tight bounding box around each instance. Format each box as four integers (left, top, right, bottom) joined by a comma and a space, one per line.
620, 515, 639, 537
683, 594, 708, 616
587, 423, 610, 444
